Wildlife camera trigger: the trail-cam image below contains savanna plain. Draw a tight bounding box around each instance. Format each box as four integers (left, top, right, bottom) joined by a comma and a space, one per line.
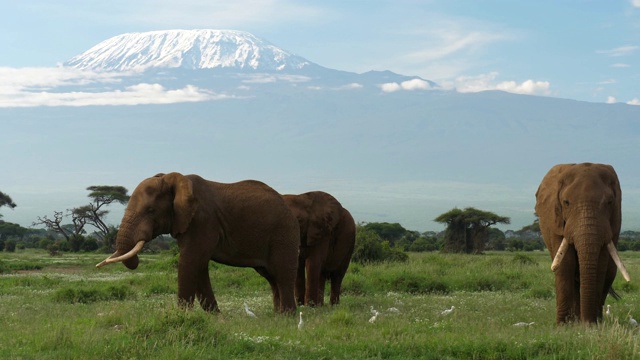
1, 250, 640, 359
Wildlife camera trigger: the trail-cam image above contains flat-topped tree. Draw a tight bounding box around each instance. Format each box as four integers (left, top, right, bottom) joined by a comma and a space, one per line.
435, 207, 510, 254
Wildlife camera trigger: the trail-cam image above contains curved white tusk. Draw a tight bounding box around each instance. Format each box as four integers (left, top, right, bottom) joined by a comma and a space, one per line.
551, 238, 569, 272
95, 241, 145, 268
607, 242, 631, 282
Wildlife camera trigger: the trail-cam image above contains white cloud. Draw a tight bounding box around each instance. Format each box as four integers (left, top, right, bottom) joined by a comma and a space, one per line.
597, 45, 639, 57
607, 96, 617, 104
338, 83, 364, 90
0, 66, 228, 107
380, 82, 402, 93
628, 98, 640, 105
380, 79, 432, 93
633, 0, 640, 8
447, 72, 550, 96
611, 63, 630, 68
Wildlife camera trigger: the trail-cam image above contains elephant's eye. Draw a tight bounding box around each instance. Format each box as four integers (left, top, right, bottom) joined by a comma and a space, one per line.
563, 200, 570, 207
146, 207, 155, 214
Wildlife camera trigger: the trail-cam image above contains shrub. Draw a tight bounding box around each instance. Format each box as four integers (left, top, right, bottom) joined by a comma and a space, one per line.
3, 239, 16, 252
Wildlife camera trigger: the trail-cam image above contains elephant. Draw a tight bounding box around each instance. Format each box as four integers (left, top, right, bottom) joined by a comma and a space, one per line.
96, 172, 300, 314
535, 163, 630, 323
282, 191, 356, 306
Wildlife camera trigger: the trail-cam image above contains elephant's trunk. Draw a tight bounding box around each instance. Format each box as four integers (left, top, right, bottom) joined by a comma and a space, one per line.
96, 212, 146, 269
572, 207, 608, 323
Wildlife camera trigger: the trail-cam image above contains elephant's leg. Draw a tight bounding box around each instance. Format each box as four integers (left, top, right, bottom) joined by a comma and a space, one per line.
195, 267, 219, 312
295, 255, 306, 306
255, 267, 280, 312
177, 257, 213, 310
318, 273, 327, 306
305, 256, 323, 306
555, 248, 579, 323
329, 271, 348, 306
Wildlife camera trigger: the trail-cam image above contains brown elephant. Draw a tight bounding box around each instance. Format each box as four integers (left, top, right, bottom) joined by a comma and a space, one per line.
283, 191, 356, 306
535, 163, 630, 323
96, 172, 300, 314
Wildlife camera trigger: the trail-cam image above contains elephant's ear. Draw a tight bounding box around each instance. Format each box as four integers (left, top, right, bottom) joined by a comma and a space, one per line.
163, 172, 198, 237
606, 165, 622, 239
535, 164, 568, 237
307, 193, 342, 247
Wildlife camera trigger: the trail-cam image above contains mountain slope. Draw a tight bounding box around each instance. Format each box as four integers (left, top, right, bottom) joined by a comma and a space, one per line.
65, 29, 313, 72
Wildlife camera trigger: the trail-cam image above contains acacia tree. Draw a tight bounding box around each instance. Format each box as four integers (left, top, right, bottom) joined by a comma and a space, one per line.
0, 191, 17, 219
434, 208, 467, 253
70, 186, 129, 246
33, 185, 129, 250
32, 210, 86, 242
435, 207, 510, 254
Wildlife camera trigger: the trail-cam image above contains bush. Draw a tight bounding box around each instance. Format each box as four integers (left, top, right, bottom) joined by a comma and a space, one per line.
352, 228, 409, 264
3, 239, 16, 252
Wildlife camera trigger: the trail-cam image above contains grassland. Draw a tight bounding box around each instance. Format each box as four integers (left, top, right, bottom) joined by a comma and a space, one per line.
1, 250, 640, 359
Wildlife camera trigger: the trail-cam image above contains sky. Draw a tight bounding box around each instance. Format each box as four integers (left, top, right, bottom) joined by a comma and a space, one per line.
1, 1, 640, 233
0, 0, 638, 104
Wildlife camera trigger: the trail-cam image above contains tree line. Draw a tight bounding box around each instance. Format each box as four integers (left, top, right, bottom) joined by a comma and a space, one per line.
3, 188, 640, 258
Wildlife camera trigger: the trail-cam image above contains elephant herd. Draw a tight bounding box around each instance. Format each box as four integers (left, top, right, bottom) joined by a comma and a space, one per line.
96, 172, 355, 313
97, 162, 631, 324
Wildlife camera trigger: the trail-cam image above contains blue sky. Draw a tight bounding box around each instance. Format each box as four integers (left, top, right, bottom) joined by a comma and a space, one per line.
0, 0, 639, 104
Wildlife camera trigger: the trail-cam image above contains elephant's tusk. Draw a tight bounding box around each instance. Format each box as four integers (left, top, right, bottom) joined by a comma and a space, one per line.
551, 238, 569, 272
607, 242, 631, 282
95, 241, 146, 268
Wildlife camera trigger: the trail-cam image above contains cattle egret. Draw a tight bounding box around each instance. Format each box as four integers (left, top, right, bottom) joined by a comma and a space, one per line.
441, 306, 455, 316
369, 310, 380, 323
244, 303, 257, 318
629, 315, 638, 327
606, 305, 611, 317
370, 305, 377, 315
387, 307, 400, 314
513, 322, 535, 327
298, 311, 304, 330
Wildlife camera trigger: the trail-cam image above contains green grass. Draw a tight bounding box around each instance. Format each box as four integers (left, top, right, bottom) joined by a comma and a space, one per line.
1, 250, 640, 359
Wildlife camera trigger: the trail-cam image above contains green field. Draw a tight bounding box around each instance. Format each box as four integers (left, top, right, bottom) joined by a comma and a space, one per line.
1, 250, 639, 359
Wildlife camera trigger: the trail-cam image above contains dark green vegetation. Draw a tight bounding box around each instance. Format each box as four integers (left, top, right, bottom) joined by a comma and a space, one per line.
1, 250, 640, 359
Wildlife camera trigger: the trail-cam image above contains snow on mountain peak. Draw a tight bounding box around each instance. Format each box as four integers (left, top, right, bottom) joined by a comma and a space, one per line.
65, 29, 312, 72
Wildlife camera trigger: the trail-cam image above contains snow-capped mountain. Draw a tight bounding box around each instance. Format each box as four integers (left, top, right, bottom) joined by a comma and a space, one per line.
65, 29, 313, 72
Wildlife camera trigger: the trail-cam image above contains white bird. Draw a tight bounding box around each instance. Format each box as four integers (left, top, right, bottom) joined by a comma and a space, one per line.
387, 307, 400, 314
298, 311, 304, 330
370, 305, 377, 316
606, 305, 612, 317
629, 314, 638, 327
513, 322, 535, 327
441, 306, 455, 316
244, 302, 257, 318
369, 310, 380, 323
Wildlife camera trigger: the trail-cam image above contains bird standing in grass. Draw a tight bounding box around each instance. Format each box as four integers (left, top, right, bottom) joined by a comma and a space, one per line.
298, 311, 304, 330
513, 322, 535, 327
629, 314, 638, 327
244, 303, 257, 318
441, 306, 455, 316
369, 310, 380, 323
606, 305, 611, 317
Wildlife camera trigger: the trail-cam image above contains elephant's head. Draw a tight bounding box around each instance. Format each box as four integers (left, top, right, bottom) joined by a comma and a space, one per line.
96, 172, 198, 269
536, 163, 630, 322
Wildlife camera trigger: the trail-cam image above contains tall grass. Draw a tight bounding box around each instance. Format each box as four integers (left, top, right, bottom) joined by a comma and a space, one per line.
1, 250, 639, 359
